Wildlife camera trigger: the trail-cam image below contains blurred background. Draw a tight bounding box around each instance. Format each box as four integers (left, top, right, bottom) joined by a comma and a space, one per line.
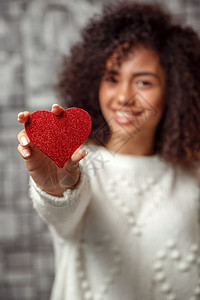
0, 0, 199, 299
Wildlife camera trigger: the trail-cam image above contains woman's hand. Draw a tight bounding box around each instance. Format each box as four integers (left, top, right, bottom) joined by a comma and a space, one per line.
17, 104, 87, 197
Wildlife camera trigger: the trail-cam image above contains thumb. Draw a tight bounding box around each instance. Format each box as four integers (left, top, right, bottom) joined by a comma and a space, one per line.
59, 148, 88, 189
64, 148, 88, 172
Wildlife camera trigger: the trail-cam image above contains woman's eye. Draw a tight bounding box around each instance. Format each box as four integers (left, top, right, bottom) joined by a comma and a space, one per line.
105, 77, 117, 83
137, 80, 151, 87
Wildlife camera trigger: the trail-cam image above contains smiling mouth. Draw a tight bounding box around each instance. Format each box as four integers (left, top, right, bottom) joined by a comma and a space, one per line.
114, 110, 142, 124
116, 111, 141, 117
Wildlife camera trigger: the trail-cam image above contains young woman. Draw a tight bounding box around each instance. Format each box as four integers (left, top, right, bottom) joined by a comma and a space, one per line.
17, 2, 200, 299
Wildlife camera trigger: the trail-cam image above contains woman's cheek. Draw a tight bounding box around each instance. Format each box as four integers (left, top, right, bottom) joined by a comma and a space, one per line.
144, 88, 165, 111
140, 90, 165, 126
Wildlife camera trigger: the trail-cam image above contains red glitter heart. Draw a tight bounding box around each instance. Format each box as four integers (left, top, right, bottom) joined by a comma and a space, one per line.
25, 107, 92, 168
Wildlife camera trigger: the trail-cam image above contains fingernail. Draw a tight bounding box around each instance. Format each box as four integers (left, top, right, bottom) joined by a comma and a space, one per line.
18, 112, 24, 118
84, 150, 88, 158
22, 149, 30, 157
20, 136, 28, 146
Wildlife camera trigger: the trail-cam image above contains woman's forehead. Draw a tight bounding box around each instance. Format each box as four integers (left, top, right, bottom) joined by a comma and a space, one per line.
105, 44, 159, 70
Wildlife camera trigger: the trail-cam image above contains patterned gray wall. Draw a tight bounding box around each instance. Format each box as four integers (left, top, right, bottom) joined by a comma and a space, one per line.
0, 0, 199, 299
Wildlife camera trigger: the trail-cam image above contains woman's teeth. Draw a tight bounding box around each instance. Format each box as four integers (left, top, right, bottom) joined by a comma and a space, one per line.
116, 111, 134, 117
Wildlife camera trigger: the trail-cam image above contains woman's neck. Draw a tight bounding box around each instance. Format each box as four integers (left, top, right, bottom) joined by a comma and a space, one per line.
105, 131, 156, 156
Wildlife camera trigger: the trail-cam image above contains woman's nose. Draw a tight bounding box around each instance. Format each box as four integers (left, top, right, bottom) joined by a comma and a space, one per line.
117, 83, 135, 106
118, 94, 126, 103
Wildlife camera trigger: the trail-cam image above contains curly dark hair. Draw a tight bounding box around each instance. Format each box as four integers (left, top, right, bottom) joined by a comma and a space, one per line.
56, 1, 200, 171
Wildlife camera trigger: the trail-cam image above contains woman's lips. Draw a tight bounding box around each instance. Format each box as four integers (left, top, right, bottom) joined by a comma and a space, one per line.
113, 110, 142, 124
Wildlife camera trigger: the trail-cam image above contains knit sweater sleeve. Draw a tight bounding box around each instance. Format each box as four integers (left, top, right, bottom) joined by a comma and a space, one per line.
29, 166, 91, 239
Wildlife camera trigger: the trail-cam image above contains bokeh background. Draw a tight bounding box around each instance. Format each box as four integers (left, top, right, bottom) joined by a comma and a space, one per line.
0, 0, 199, 299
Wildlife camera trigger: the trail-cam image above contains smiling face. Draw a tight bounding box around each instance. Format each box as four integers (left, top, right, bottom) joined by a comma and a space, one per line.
98, 45, 166, 154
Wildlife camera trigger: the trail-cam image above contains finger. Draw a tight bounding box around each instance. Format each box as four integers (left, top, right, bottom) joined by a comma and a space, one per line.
17, 144, 32, 159
17, 129, 30, 147
64, 148, 88, 171
17, 111, 30, 124
71, 148, 88, 163
51, 104, 65, 115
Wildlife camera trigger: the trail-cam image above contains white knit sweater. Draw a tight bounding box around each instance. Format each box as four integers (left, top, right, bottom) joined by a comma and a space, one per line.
29, 145, 200, 300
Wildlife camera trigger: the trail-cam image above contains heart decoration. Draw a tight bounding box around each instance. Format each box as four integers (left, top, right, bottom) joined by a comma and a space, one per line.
76, 235, 122, 299
25, 107, 92, 168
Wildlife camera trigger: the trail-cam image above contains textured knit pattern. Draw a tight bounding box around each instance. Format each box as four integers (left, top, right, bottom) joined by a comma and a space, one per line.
29, 145, 200, 300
